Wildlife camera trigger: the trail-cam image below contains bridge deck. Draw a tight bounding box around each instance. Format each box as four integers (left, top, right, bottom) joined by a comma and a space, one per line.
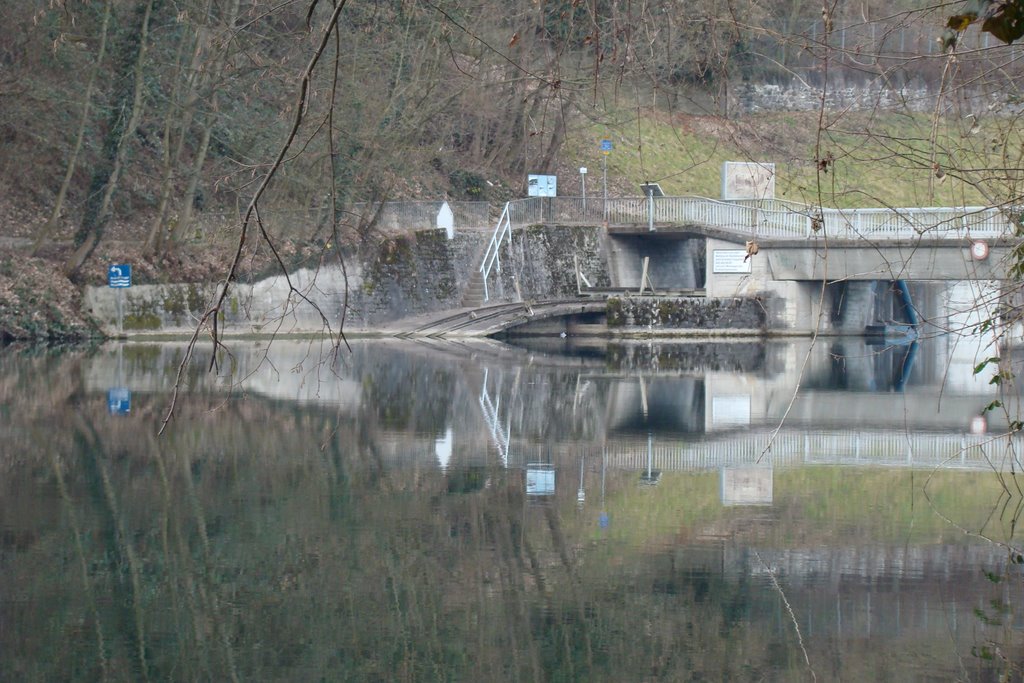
505, 196, 1015, 241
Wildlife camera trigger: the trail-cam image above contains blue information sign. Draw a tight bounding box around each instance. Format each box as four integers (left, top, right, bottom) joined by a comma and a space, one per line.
600, 139, 613, 152
108, 264, 132, 288
107, 388, 131, 415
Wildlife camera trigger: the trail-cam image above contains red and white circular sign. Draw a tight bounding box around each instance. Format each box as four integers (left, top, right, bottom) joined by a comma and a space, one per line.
970, 415, 987, 434
971, 240, 990, 261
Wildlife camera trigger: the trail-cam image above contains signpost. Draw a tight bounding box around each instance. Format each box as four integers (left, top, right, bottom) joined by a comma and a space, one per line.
712, 250, 752, 274
640, 182, 664, 232
108, 264, 131, 334
579, 166, 587, 215
107, 264, 132, 287
600, 139, 612, 221
721, 161, 775, 200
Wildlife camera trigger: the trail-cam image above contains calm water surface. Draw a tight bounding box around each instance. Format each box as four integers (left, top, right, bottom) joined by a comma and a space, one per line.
2, 336, 1023, 681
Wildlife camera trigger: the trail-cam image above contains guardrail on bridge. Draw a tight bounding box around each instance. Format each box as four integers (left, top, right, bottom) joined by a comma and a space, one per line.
500, 196, 1018, 240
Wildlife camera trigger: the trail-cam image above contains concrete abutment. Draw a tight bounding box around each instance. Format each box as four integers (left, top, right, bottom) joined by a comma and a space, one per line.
83, 223, 1009, 338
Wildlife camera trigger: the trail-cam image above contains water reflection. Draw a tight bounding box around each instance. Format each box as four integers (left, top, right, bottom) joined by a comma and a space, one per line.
1, 336, 1023, 680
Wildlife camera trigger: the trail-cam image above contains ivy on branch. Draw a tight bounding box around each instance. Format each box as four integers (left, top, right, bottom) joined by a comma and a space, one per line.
943, 0, 1024, 50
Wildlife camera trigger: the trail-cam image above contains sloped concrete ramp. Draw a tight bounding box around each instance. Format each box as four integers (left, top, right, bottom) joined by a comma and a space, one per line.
395, 299, 606, 338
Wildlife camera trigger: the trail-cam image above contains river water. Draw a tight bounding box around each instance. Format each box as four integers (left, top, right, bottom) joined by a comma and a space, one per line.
2, 335, 1023, 681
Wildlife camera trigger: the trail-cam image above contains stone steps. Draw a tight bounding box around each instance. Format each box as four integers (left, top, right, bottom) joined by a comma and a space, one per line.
461, 267, 487, 308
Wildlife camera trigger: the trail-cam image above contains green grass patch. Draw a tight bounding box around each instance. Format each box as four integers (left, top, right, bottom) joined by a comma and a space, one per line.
578, 465, 1011, 552
567, 109, 1002, 208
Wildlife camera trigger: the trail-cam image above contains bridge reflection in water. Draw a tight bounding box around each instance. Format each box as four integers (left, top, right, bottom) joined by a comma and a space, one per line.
472, 336, 1024, 651
477, 335, 1024, 485
67, 336, 1024, 672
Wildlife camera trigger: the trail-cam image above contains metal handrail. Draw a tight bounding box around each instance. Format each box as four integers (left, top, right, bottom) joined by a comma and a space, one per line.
501, 430, 1024, 472
479, 202, 512, 302
479, 368, 510, 466
599, 430, 1024, 472
496, 196, 1017, 241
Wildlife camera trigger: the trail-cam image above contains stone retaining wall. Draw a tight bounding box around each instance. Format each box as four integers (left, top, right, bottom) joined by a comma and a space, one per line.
607, 296, 768, 335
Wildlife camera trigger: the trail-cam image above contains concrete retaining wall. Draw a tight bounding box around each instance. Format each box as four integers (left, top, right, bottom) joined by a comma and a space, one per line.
85, 226, 615, 336
83, 224, 785, 338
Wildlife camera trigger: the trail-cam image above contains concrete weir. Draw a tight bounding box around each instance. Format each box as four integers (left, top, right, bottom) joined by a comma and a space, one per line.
83, 216, 1013, 338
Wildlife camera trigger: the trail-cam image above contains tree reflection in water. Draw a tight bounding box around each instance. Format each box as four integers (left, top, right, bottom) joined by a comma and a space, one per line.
1, 340, 1022, 680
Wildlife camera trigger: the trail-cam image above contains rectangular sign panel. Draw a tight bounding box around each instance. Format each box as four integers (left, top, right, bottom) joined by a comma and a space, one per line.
527, 174, 557, 197
720, 466, 773, 506
108, 264, 132, 288
712, 250, 752, 274
721, 162, 775, 200
712, 395, 751, 426
526, 467, 555, 496
107, 387, 131, 415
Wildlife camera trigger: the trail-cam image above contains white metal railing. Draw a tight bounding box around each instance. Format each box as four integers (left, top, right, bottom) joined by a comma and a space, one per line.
496, 196, 1018, 241
479, 202, 513, 302
349, 200, 492, 231
479, 368, 511, 466
590, 430, 1024, 473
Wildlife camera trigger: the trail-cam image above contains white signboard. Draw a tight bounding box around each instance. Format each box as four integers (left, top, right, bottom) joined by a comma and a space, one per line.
712, 395, 751, 426
721, 162, 775, 200
526, 467, 555, 496
721, 466, 773, 506
712, 250, 752, 274
527, 174, 557, 197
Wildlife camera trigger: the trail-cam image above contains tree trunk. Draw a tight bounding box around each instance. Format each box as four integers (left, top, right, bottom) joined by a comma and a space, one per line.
144, 14, 201, 256
166, 0, 241, 246
66, 0, 159, 277
32, 0, 113, 257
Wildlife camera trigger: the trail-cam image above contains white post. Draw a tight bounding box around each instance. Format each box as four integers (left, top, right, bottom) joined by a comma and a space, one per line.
580, 167, 587, 217
602, 155, 608, 222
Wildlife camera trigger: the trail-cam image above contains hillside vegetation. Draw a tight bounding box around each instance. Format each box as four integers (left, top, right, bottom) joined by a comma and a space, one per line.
0, 0, 1022, 338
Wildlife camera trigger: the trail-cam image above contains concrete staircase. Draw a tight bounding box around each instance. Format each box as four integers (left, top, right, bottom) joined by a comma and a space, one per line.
461, 262, 487, 307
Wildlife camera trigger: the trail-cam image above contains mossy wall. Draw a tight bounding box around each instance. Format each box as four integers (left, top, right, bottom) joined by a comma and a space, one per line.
494, 224, 611, 300
352, 229, 475, 323
606, 296, 767, 333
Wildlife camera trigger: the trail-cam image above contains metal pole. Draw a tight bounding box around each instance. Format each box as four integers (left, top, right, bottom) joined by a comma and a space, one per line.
602, 155, 608, 222
580, 169, 587, 216
647, 432, 653, 478
577, 452, 586, 507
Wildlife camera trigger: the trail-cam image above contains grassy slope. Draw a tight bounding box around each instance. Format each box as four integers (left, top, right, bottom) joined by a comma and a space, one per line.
562, 109, 993, 208
575, 467, 1011, 550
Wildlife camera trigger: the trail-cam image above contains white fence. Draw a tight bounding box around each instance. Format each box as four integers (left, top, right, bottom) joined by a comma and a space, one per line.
348, 200, 492, 231
500, 196, 1019, 241
203, 197, 1015, 241
586, 430, 1024, 473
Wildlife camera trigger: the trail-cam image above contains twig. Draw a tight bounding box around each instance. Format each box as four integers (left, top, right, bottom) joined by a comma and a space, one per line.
754, 550, 817, 682
160, 0, 351, 435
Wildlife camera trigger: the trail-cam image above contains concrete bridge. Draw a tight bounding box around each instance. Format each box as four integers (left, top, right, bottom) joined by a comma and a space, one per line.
477, 195, 1021, 336
81, 195, 1020, 338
